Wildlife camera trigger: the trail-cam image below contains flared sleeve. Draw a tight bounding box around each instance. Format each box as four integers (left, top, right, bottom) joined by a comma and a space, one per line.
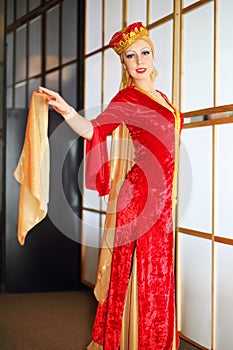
85, 120, 111, 197
85, 94, 130, 197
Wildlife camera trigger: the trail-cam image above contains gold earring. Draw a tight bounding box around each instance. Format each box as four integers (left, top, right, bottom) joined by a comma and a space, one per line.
151, 67, 158, 81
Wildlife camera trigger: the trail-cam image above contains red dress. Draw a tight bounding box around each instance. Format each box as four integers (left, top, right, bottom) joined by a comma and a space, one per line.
86, 86, 183, 350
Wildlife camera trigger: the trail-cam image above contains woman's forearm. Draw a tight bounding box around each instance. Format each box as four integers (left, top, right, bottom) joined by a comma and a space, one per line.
38, 86, 93, 140
62, 107, 93, 141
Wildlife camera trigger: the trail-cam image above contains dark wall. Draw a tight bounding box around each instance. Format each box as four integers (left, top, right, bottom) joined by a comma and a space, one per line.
3, 108, 83, 293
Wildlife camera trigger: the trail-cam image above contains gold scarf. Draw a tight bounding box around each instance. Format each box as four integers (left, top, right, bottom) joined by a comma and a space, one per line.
14, 92, 49, 245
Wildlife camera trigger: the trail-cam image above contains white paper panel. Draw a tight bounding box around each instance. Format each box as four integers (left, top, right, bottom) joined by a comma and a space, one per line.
182, 3, 214, 111
7, 0, 14, 25
46, 6, 59, 71
83, 187, 101, 211
6, 33, 13, 86
104, 0, 122, 46
28, 77, 41, 106
83, 187, 100, 210
183, 0, 197, 7
29, 16, 41, 77
85, 0, 102, 54
85, 54, 102, 119
215, 243, 233, 349
82, 211, 101, 285
127, 0, 147, 25
45, 70, 59, 92
6, 87, 12, 108
29, 0, 40, 11
82, 245, 99, 286
16, 0, 26, 19
179, 127, 212, 233
217, 0, 233, 105
101, 213, 106, 233
150, 21, 173, 100
215, 124, 233, 239
178, 233, 212, 348
82, 210, 101, 249
15, 25, 26, 82
150, 0, 173, 22
61, 63, 77, 107
104, 48, 122, 104
15, 82, 26, 108
177, 138, 193, 226
62, 0, 77, 64
101, 196, 108, 212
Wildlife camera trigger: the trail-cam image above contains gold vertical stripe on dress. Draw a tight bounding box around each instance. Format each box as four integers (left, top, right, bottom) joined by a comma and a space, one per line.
172, 108, 181, 218
120, 251, 138, 350
171, 107, 181, 350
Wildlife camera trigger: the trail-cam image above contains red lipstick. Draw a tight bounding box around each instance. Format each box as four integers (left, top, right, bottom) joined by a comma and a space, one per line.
136, 68, 146, 74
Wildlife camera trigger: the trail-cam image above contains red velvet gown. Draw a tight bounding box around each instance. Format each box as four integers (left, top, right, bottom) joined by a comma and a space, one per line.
86, 86, 183, 350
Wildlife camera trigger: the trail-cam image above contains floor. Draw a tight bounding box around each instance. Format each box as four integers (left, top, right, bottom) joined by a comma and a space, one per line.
0, 290, 200, 350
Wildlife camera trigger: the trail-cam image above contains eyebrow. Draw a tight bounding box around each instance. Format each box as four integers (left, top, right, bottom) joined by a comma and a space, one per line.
124, 47, 151, 54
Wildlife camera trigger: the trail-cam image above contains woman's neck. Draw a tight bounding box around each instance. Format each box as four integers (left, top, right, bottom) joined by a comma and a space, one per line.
132, 81, 155, 93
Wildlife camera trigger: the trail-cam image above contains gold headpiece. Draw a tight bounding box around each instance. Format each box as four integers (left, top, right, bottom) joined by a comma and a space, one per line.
109, 22, 149, 55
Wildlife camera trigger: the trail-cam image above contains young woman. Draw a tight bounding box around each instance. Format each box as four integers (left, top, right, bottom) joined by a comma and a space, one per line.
39, 22, 183, 350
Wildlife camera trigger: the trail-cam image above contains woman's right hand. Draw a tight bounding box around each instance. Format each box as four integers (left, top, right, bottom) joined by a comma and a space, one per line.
38, 86, 72, 117
38, 86, 93, 140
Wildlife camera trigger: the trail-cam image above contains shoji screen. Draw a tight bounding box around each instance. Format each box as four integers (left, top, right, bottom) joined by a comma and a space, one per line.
178, 111, 233, 350
178, 124, 213, 349
177, 1, 233, 348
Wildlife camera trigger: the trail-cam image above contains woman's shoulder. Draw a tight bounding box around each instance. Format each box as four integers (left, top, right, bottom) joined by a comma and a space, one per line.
111, 86, 138, 103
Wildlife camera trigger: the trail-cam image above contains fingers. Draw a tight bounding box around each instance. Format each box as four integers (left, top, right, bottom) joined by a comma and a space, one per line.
38, 85, 60, 105
38, 86, 59, 99
38, 86, 71, 115
38, 86, 72, 115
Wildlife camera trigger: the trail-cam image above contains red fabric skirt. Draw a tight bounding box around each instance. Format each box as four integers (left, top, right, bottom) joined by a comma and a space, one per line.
90, 165, 176, 350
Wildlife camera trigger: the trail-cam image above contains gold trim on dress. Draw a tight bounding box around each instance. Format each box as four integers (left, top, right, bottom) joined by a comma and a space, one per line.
120, 251, 138, 350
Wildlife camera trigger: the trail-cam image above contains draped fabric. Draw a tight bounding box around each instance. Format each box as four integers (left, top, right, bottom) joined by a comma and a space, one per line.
14, 92, 49, 245
86, 86, 183, 350
86, 122, 135, 304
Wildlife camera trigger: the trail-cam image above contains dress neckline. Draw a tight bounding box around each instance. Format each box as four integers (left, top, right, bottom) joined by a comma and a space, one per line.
133, 86, 176, 115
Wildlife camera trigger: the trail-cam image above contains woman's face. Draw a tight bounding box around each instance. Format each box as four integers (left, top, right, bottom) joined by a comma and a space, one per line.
122, 39, 154, 83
